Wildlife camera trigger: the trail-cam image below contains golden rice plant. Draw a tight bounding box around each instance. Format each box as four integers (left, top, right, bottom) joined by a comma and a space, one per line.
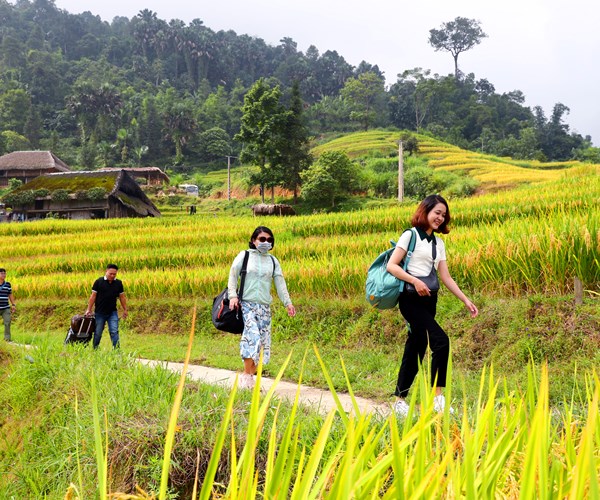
3, 165, 598, 301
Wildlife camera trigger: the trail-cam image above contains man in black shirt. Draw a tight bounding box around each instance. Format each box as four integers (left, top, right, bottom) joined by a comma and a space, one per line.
85, 264, 128, 349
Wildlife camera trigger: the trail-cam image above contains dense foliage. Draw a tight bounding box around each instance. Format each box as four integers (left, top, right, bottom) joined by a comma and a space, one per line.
0, 0, 597, 176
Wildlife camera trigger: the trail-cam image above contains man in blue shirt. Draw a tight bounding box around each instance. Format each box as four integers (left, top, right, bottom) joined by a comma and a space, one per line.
0, 268, 16, 342
85, 264, 128, 349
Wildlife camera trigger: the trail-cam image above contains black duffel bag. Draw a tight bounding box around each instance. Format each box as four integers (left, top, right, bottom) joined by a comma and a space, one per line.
212, 251, 249, 334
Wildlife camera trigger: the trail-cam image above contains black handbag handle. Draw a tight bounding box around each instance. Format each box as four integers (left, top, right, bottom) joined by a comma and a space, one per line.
237, 251, 250, 302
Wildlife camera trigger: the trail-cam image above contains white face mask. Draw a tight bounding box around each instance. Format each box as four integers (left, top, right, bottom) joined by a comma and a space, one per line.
256, 242, 272, 253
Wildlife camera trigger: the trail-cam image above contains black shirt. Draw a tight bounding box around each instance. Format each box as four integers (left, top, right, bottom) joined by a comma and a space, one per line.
92, 277, 124, 315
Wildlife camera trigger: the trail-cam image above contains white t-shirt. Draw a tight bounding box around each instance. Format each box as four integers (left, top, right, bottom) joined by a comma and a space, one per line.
396, 229, 446, 277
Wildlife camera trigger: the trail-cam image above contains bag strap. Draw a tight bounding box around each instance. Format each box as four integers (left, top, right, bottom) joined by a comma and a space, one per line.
270, 255, 276, 277
398, 228, 417, 293
404, 228, 418, 270
237, 251, 250, 302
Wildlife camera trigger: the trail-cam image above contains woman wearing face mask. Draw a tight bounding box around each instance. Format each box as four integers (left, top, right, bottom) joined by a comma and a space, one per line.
228, 226, 296, 390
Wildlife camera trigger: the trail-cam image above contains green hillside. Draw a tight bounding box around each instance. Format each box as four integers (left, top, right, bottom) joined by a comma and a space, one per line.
312, 130, 583, 190
183, 130, 591, 205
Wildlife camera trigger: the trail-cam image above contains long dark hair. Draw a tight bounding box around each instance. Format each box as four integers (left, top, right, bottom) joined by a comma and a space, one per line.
411, 194, 451, 234
249, 226, 275, 249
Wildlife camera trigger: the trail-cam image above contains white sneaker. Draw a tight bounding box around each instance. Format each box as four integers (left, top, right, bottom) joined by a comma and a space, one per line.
393, 399, 410, 417
238, 373, 255, 390
433, 395, 455, 414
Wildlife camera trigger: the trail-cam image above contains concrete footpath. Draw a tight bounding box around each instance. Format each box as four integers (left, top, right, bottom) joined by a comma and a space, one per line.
12, 343, 390, 417
138, 359, 391, 417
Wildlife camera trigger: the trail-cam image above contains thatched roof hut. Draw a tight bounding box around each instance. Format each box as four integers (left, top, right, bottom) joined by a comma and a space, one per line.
0, 150, 70, 187
3, 170, 160, 220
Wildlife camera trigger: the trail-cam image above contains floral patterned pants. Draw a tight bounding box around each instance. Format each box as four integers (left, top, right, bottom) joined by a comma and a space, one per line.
240, 301, 272, 365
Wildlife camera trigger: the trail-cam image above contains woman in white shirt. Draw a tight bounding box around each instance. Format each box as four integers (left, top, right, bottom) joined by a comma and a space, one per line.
228, 226, 296, 390
386, 195, 478, 416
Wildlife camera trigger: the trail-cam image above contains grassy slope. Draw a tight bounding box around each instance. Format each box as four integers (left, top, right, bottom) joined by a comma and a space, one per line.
312, 129, 579, 190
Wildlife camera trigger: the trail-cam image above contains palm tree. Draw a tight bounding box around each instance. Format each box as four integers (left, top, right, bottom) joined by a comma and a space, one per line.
162, 102, 197, 165
133, 9, 161, 61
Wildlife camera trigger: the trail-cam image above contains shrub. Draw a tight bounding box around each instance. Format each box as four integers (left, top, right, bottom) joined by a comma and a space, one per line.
366, 158, 397, 173
444, 177, 479, 197
1, 192, 17, 205
34, 188, 50, 198
87, 187, 107, 200
167, 194, 184, 206
404, 166, 435, 199
301, 164, 337, 207
51, 189, 70, 202
371, 172, 396, 197
20, 190, 36, 205
3, 190, 36, 206
400, 132, 419, 155
7, 178, 23, 191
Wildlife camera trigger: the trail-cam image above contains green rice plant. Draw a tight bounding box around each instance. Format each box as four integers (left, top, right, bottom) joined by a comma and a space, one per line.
2, 338, 599, 498
159, 306, 197, 500
91, 373, 108, 499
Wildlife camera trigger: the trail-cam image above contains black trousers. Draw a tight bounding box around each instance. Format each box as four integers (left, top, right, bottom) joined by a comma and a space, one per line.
394, 292, 450, 398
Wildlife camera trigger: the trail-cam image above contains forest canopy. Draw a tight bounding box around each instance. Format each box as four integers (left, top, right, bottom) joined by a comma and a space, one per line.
0, 0, 596, 171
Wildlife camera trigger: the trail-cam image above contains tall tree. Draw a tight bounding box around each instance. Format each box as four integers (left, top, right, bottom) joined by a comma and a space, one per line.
66, 83, 122, 144
132, 9, 163, 61
429, 17, 487, 79
0, 89, 32, 135
340, 71, 386, 130
274, 81, 313, 203
235, 78, 288, 203
534, 103, 584, 160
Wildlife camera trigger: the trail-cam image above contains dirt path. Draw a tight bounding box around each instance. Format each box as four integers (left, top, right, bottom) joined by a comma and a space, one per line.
138, 359, 391, 417
12, 343, 391, 417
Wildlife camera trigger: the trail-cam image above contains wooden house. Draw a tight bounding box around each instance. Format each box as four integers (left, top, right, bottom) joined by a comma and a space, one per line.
0, 151, 70, 187
3, 170, 160, 220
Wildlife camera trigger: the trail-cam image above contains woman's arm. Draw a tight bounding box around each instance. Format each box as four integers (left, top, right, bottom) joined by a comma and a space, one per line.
227, 252, 245, 304
272, 257, 293, 313
437, 260, 478, 317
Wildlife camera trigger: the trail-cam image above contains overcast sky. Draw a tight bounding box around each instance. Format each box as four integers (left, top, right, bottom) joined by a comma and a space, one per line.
49, 0, 599, 145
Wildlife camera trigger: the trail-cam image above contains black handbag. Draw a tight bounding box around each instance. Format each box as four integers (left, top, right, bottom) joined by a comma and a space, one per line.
211, 251, 250, 334
404, 237, 440, 294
